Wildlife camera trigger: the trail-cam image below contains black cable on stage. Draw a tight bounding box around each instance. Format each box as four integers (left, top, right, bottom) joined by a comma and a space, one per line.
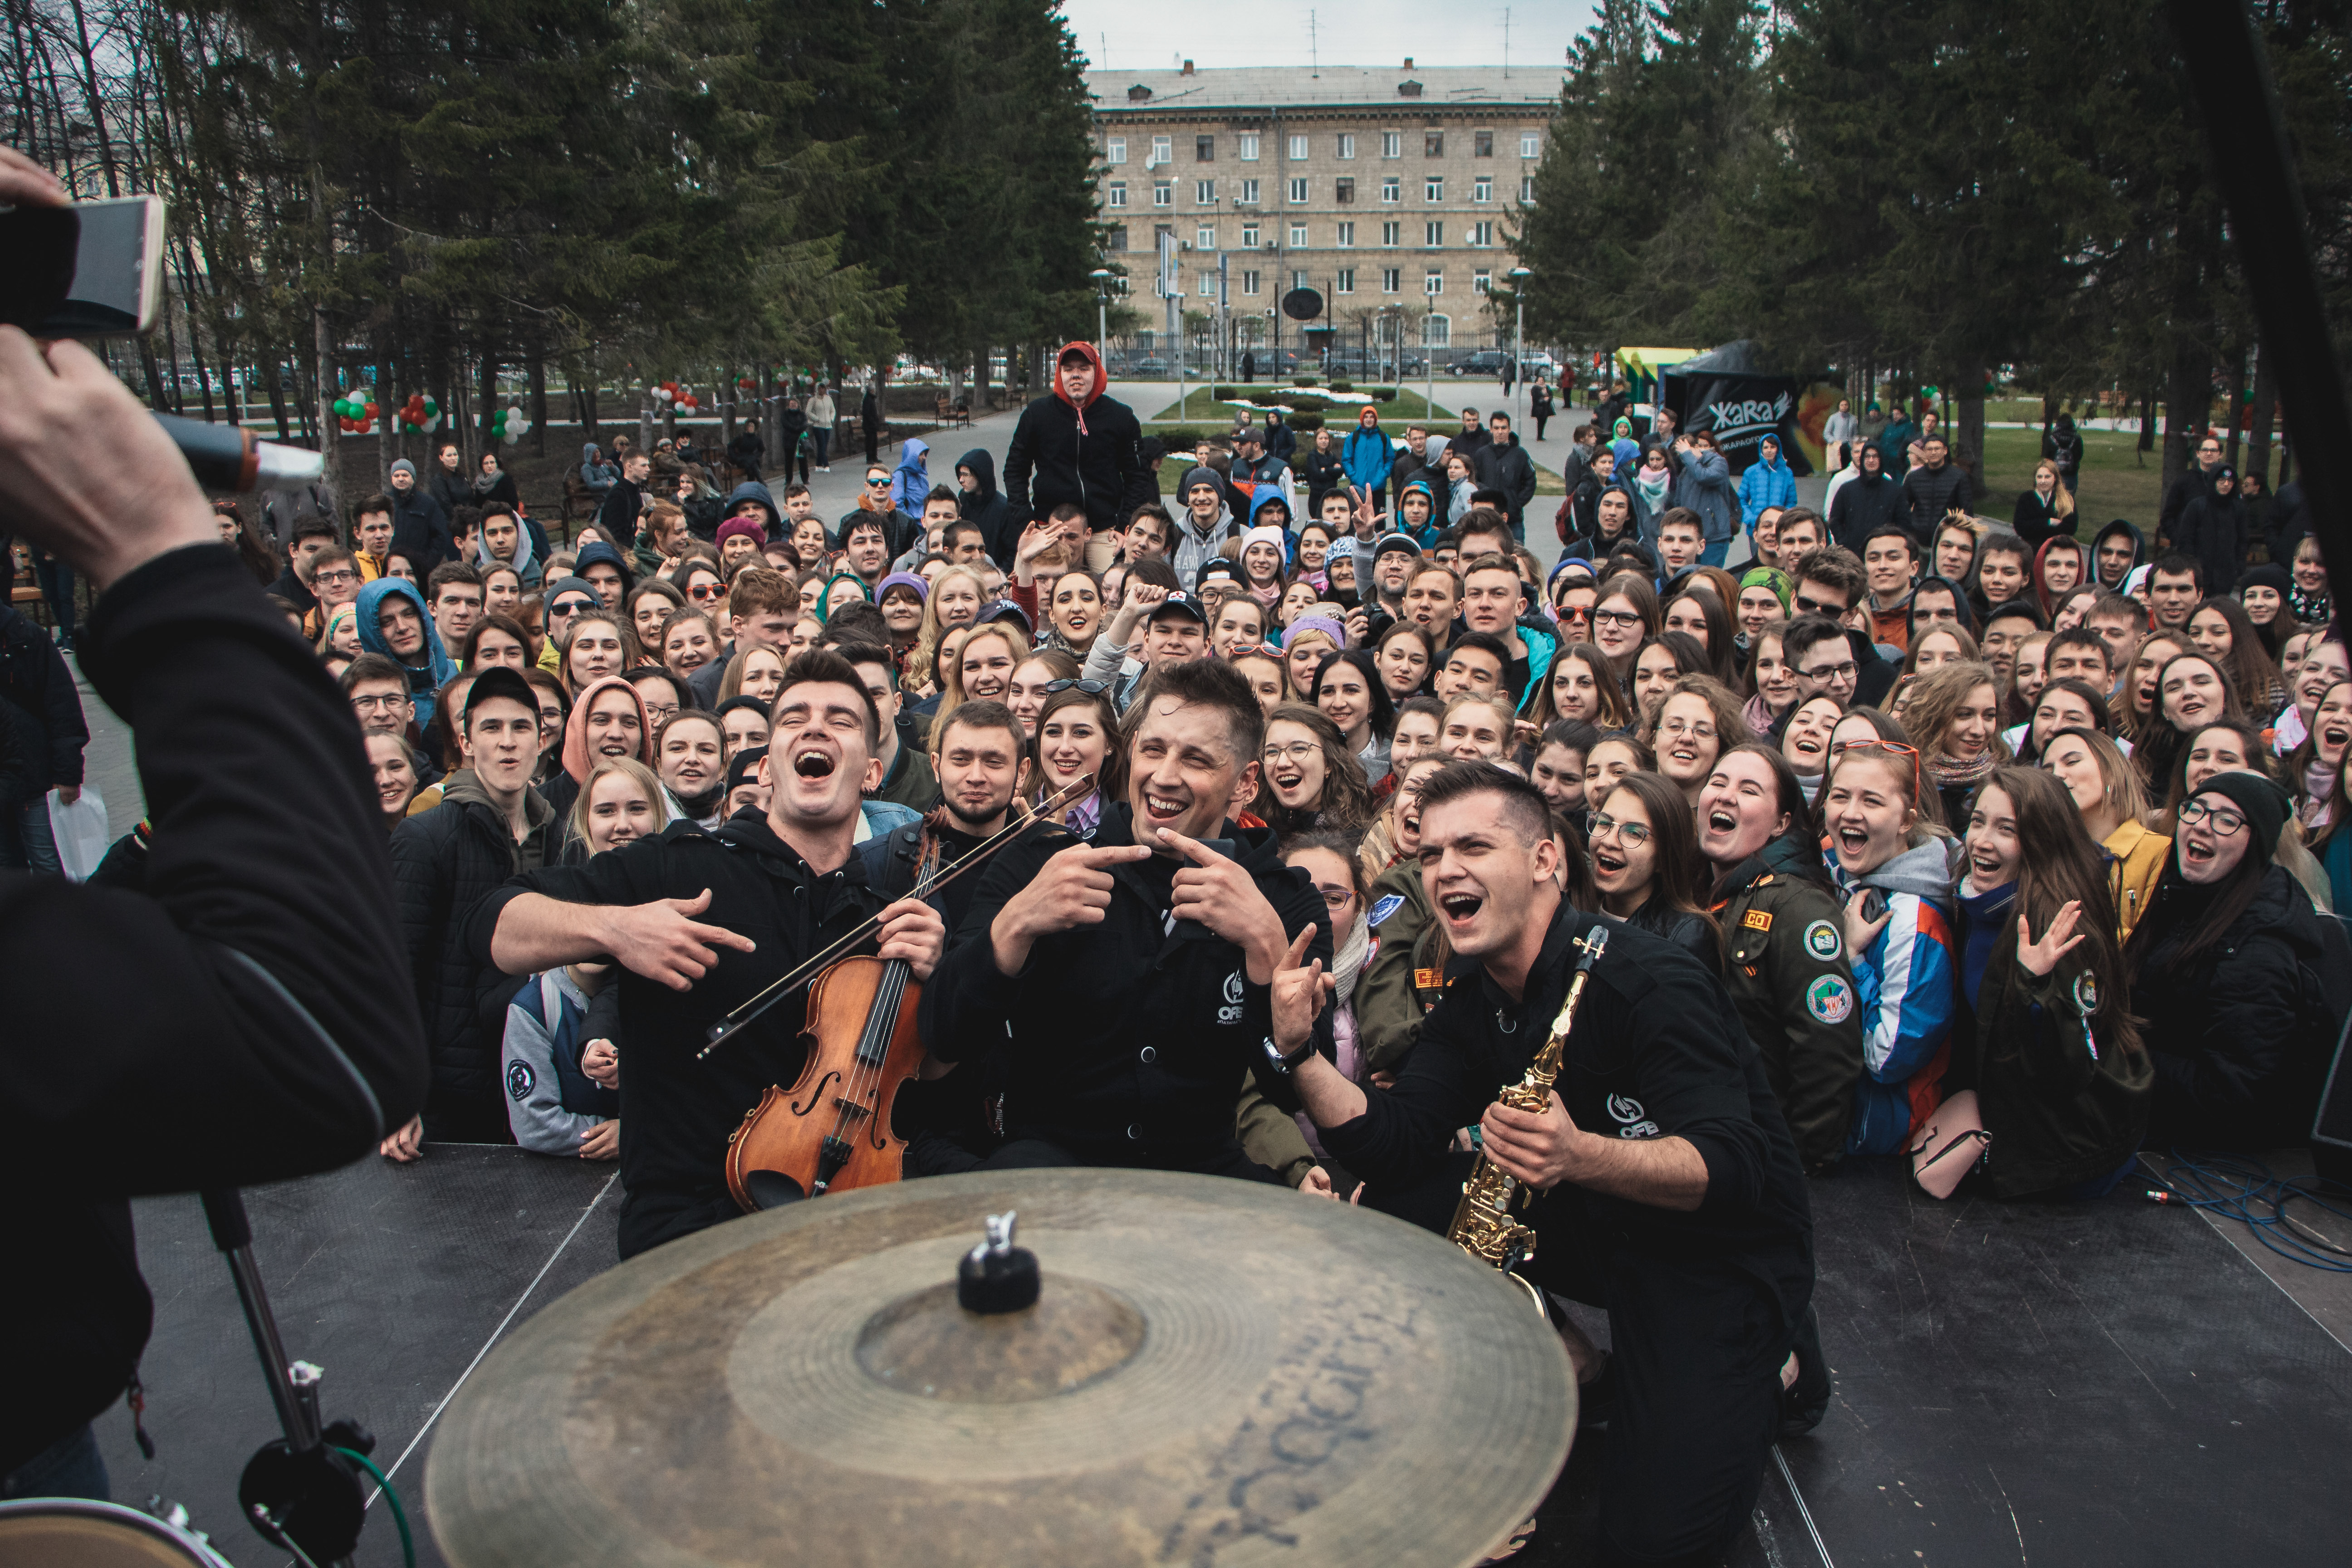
2145, 1151, 2352, 1274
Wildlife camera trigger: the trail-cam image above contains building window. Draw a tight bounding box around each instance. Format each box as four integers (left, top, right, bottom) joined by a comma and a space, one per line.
1381, 176, 1400, 203
1521, 176, 1536, 203
1474, 130, 1494, 157
1289, 270, 1307, 291
1154, 182, 1173, 207
1381, 130, 1402, 158
1426, 176, 1444, 202
1288, 178, 1308, 204
1382, 267, 1401, 294
1239, 178, 1260, 205
1242, 270, 1261, 295
1281, 135, 1303, 161
1474, 269, 1492, 293
1471, 221, 1494, 247
1337, 268, 1355, 293
1425, 130, 1444, 157
1107, 182, 1127, 208
1382, 220, 1401, 247
1199, 271, 1214, 296
1336, 221, 1355, 247
1108, 226, 1128, 251
1338, 133, 1356, 159
1425, 220, 1444, 246
1335, 176, 1355, 204
1196, 134, 1215, 162
1196, 180, 1216, 205
1239, 132, 1260, 161
1473, 176, 1492, 203
1241, 222, 1259, 248
1289, 223, 1308, 247
1521, 132, 1541, 158
1107, 138, 1127, 165
1423, 313, 1451, 347
1425, 270, 1444, 295
1197, 225, 1217, 250
1151, 135, 1172, 165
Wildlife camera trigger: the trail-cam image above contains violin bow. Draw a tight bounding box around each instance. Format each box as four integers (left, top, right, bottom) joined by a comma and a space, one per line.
695, 773, 1097, 1059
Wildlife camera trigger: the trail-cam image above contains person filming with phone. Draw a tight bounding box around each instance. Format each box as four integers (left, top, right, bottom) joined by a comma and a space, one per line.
0, 146, 426, 1501
917, 659, 1334, 1184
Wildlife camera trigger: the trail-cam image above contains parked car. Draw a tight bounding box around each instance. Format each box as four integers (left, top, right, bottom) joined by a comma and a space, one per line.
1450, 349, 1511, 377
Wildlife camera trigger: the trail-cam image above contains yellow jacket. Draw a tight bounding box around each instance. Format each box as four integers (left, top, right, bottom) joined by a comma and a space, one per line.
2104, 818, 2170, 941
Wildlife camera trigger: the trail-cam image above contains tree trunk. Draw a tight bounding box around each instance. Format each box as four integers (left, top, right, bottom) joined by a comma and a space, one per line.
263, 358, 291, 442
1956, 368, 1985, 500
638, 390, 653, 455
2161, 334, 2209, 502
2246, 344, 2277, 490
2136, 387, 2156, 461
2222, 344, 2248, 472
314, 304, 342, 507
478, 337, 502, 468
529, 343, 548, 459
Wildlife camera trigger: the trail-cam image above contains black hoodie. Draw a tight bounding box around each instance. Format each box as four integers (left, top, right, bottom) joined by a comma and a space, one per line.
957, 447, 1018, 568
2089, 519, 2145, 592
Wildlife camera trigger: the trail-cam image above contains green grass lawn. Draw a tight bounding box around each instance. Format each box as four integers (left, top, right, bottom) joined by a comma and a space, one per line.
1980, 426, 2161, 532
1143, 386, 1458, 429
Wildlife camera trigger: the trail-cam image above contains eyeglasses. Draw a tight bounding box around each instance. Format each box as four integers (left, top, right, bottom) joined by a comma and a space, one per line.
1588, 812, 1651, 845
687, 582, 726, 601
314, 568, 358, 586
1656, 718, 1716, 741
642, 701, 680, 723
1590, 608, 1643, 629
1832, 736, 1922, 793
1793, 593, 1846, 617
2176, 799, 2249, 836
1799, 660, 1859, 683
351, 694, 407, 712
1264, 741, 1321, 764
1555, 603, 1593, 622
1039, 678, 1110, 696
865, 476, 892, 488
1310, 884, 1355, 911
550, 599, 592, 617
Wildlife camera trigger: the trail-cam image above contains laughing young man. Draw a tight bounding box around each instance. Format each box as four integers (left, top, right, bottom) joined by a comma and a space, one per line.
471, 650, 946, 1257
1283, 761, 1814, 1566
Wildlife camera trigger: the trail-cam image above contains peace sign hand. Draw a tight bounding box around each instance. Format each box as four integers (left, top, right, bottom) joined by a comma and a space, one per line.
1270, 923, 1333, 1052
2017, 899, 2086, 978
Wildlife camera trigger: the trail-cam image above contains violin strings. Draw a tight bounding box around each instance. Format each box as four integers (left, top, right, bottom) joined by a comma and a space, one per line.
827, 827, 946, 1149
695, 773, 1095, 1060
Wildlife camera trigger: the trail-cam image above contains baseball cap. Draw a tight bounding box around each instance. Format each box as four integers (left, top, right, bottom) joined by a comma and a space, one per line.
1147, 590, 1209, 625
1372, 533, 1422, 559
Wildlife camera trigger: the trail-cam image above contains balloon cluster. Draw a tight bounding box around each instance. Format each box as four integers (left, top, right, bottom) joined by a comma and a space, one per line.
488, 404, 533, 447
1918, 385, 1940, 402
397, 392, 441, 434
333, 389, 378, 433
736, 375, 757, 393
653, 380, 700, 412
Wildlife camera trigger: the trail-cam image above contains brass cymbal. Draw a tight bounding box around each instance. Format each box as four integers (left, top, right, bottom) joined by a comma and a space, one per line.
427, 1168, 1574, 1567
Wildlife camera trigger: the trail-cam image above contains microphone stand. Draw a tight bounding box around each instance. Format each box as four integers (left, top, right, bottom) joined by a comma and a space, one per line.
200, 1188, 374, 1568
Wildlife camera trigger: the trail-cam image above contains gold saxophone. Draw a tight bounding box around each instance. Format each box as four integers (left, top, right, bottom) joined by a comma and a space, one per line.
1446, 925, 1609, 1313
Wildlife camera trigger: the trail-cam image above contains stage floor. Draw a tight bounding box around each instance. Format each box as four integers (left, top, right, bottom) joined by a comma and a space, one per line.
89, 1148, 2352, 1568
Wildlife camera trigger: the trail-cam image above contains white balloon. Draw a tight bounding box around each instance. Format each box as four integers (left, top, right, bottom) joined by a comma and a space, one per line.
502, 431, 520, 447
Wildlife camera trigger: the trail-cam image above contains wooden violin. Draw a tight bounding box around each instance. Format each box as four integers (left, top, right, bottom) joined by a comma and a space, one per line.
719, 779, 1092, 1212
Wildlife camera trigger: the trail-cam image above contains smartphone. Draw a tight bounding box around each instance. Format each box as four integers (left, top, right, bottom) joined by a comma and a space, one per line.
0, 194, 167, 337
1852, 887, 1889, 924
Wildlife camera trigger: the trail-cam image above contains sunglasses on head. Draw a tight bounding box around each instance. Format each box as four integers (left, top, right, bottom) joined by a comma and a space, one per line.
1039, 678, 1110, 696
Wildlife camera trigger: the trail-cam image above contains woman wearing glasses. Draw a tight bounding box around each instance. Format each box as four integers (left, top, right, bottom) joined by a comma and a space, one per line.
1589, 573, 1659, 691
2130, 771, 2350, 1148
1353, 755, 1455, 1079
1588, 770, 1719, 970
1643, 676, 1750, 805
539, 577, 602, 675
1279, 827, 1375, 1161
1255, 705, 1377, 835
1823, 736, 1960, 1156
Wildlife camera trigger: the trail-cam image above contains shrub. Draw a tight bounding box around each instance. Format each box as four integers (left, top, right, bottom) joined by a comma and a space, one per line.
1370, 387, 1399, 402
1210, 385, 1240, 402
1290, 413, 1326, 432
1287, 396, 1331, 415
1154, 426, 1206, 449
1329, 380, 1354, 393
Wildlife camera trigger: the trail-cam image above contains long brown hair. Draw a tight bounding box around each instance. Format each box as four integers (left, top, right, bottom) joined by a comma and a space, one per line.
1594, 769, 1713, 923
1530, 641, 1635, 730
1255, 702, 1377, 832
1965, 767, 2141, 1060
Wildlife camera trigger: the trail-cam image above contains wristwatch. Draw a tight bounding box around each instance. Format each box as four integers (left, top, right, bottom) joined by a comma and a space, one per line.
1261, 1035, 1315, 1075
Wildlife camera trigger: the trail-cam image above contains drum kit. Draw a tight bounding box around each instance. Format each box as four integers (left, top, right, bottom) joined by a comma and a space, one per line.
2, 1170, 1576, 1567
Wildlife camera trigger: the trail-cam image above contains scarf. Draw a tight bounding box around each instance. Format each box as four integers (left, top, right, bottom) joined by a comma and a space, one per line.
471, 467, 505, 496
1926, 749, 1998, 791
2303, 760, 2337, 832
2290, 584, 2330, 623
1332, 909, 1371, 1008
1633, 467, 1671, 508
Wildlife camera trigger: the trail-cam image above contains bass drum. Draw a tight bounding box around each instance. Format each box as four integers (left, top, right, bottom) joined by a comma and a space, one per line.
0, 1497, 235, 1568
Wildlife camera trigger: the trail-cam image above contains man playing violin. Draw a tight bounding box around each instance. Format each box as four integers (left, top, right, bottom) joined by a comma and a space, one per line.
917, 658, 1333, 1179
469, 648, 946, 1258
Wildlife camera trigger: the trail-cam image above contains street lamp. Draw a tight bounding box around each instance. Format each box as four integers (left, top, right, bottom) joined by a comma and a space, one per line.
1089, 269, 1116, 372
1509, 266, 1532, 425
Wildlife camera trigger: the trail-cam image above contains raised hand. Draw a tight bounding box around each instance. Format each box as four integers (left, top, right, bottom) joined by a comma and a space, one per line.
1269, 923, 1333, 1052
990, 841, 1153, 975
603, 888, 758, 991
1163, 828, 1288, 981
2017, 899, 2085, 978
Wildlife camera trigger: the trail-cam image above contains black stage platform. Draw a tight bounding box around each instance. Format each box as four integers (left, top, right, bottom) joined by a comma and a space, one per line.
90, 1148, 2352, 1567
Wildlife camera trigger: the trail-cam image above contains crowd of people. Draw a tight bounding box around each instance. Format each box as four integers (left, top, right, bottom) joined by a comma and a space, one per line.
10, 318, 2350, 1562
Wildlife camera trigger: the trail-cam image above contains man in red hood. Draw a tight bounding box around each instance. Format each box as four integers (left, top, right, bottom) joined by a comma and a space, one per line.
1002, 341, 1154, 569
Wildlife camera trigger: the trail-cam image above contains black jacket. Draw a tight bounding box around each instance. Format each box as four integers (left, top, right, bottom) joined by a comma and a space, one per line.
0, 606, 87, 792
1320, 903, 1814, 1336
388, 776, 549, 1137
2265, 479, 2308, 562
595, 475, 646, 544
918, 803, 1333, 1164
0, 545, 424, 1475
1828, 471, 1903, 552
389, 485, 453, 572
2174, 491, 2249, 594
957, 447, 1018, 568
470, 814, 902, 1257
727, 430, 765, 478
426, 466, 471, 517
1472, 436, 1540, 529
1901, 463, 1972, 543
2009, 489, 2068, 548
1001, 389, 1154, 534
2160, 464, 2216, 546
2138, 864, 2352, 1150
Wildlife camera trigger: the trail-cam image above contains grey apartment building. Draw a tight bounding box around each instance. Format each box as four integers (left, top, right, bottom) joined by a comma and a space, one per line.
1085, 61, 1559, 364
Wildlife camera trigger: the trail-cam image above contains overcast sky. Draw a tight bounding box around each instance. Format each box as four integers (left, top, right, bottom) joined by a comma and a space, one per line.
1059, 0, 1596, 74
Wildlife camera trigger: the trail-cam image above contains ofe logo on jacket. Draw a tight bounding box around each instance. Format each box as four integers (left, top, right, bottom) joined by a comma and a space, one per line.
1219, 970, 1244, 1026
1607, 1093, 1660, 1140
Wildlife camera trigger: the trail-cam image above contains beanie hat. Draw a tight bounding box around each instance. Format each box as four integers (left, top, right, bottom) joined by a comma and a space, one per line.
1182, 466, 1224, 500
2187, 771, 2291, 867
876, 571, 929, 603
2239, 563, 2292, 599
389, 459, 417, 480
715, 515, 765, 551
1740, 565, 1793, 611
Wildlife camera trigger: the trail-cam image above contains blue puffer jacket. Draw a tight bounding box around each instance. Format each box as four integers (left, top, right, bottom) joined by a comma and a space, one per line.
1740, 452, 1796, 529
1673, 447, 1739, 542
1343, 424, 1394, 490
